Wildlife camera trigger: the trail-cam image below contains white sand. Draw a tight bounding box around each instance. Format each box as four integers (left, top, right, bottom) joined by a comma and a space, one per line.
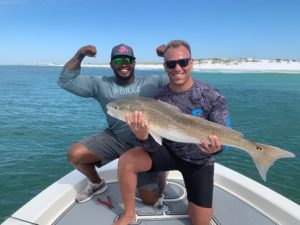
85, 59, 300, 72
193, 59, 300, 72
35, 59, 300, 72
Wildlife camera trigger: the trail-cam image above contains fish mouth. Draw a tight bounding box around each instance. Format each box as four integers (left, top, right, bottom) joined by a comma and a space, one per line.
106, 102, 113, 112
106, 104, 124, 121
106, 107, 119, 120
106, 108, 113, 117
106, 104, 115, 117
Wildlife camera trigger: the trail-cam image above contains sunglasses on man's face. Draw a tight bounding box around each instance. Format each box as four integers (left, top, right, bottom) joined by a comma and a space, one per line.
165, 58, 190, 69
113, 57, 134, 66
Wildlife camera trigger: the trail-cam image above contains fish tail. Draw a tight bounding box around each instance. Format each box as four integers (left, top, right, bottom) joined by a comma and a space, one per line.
247, 142, 295, 181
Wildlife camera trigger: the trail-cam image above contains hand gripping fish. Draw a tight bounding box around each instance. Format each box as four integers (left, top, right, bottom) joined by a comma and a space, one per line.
106, 97, 295, 181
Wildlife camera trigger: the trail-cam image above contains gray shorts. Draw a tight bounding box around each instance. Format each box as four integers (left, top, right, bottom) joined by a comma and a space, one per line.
79, 129, 164, 192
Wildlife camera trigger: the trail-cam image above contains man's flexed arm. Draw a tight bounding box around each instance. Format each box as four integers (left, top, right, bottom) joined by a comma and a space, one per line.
58, 45, 101, 98
63, 45, 97, 72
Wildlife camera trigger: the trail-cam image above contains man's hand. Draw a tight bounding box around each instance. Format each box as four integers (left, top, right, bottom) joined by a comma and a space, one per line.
63, 45, 97, 71
79, 45, 97, 58
156, 44, 166, 57
198, 135, 221, 154
126, 111, 149, 141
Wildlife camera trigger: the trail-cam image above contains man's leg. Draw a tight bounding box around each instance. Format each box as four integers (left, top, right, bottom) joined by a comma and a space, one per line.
68, 143, 102, 183
68, 130, 126, 203
114, 147, 153, 225
68, 129, 166, 205
179, 159, 214, 225
68, 143, 108, 203
188, 202, 212, 225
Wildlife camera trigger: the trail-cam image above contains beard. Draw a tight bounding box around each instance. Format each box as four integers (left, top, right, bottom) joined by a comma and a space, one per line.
114, 70, 135, 82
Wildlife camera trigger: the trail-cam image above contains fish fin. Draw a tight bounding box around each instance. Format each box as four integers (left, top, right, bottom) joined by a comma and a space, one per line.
246, 142, 295, 181
158, 100, 182, 112
149, 128, 163, 145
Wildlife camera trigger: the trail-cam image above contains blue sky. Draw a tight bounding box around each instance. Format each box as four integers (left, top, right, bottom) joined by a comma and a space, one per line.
1, 0, 300, 65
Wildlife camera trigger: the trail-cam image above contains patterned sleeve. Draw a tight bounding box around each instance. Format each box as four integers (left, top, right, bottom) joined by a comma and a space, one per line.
205, 87, 231, 152
204, 87, 231, 128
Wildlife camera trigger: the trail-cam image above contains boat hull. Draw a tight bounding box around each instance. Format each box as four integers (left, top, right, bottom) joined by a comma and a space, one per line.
2, 161, 300, 225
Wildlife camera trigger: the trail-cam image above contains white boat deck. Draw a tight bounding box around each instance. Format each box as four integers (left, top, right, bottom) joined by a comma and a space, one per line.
2, 162, 300, 225
52, 180, 276, 225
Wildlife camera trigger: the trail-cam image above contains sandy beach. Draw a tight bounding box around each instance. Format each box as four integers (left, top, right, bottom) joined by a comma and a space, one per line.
80, 59, 300, 73
33, 59, 300, 73
192, 59, 300, 72
136, 59, 300, 72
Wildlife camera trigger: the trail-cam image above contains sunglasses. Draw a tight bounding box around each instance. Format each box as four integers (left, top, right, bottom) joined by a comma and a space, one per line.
113, 57, 134, 66
165, 58, 190, 69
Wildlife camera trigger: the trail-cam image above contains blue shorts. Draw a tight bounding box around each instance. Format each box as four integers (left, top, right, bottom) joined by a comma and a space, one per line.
147, 146, 214, 208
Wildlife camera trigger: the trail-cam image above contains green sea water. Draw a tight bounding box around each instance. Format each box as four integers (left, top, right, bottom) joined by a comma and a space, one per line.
0, 65, 299, 222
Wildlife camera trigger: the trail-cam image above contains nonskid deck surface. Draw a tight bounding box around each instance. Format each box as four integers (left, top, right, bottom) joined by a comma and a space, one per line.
54, 179, 276, 225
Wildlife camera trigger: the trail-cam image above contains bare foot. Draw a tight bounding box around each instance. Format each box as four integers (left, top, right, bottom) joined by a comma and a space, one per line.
112, 214, 136, 225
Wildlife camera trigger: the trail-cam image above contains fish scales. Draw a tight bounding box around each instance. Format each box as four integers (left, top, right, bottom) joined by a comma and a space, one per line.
106, 97, 295, 181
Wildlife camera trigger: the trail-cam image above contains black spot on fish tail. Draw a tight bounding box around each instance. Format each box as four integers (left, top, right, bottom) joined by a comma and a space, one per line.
256, 146, 263, 151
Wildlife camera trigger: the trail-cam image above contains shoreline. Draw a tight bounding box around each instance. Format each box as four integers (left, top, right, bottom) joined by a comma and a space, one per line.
86, 60, 300, 73
4, 59, 300, 73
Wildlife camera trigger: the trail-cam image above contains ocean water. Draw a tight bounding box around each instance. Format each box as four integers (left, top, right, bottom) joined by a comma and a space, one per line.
0, 65, 299, 222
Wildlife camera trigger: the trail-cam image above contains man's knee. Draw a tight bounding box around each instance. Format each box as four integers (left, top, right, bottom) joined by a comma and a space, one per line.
139, 189, 160, 205
118, 153, 135, 172
67, 143, 89, 165
138, 172, 167, 205
119, 147, 153, 173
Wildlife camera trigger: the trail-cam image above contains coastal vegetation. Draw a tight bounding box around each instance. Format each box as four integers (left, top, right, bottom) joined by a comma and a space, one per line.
194, 58, 298, 65
30, 58, 300, 69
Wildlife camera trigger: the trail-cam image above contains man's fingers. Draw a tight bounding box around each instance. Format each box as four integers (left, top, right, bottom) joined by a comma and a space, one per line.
132, 111, 139, 127
141, 113, 146, 127
125, 113, 132, 126
208, 135, 215, 148
209, 135, 221, 150
137, 111, 142, 124
198, 135, 222, 154
88, 50, 97, 57
198, 138, 208, 153
81, 45, 97, 57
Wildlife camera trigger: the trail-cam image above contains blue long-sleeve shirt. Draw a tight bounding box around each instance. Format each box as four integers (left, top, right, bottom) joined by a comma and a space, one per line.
58, 69, 168, 146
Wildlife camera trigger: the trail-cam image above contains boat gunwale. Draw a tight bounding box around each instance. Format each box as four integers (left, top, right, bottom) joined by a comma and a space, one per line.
2, 162, 299, 225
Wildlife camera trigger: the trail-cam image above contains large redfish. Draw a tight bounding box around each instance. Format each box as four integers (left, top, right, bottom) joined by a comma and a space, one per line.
106, 97, 295, 181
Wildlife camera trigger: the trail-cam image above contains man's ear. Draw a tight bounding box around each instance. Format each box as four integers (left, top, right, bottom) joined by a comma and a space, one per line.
163, 62, 167, 71
190, 58, 194, 69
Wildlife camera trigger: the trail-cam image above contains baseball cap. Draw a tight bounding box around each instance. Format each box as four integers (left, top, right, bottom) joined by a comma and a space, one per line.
111, 44, 136, 60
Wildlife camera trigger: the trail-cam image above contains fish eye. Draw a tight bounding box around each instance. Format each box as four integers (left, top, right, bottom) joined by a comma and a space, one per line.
113, 105, 119, 110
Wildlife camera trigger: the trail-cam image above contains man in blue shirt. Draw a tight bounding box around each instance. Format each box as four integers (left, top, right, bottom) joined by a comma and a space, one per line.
58, 44, 168, 203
